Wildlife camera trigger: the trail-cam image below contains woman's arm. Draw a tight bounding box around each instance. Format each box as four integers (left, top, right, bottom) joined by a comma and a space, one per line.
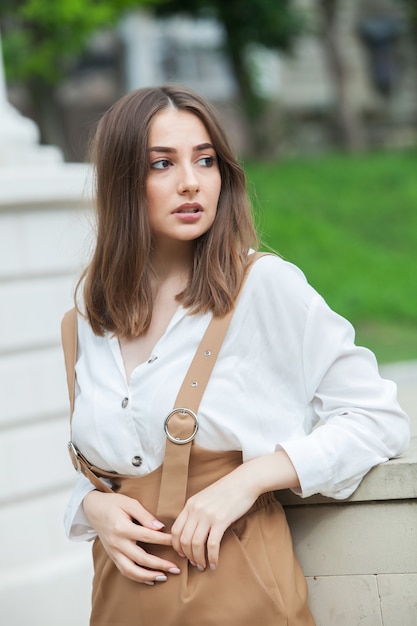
282, 293, 410, 500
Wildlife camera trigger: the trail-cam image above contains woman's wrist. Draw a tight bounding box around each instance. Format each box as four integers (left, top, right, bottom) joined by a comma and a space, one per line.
238, 450, 301, 498
82, 489, 102, 523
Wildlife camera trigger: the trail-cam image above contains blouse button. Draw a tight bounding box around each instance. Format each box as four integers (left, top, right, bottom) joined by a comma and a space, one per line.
131, 456, 143, 467
121, 397, 129, 409
147, 355, 158, 364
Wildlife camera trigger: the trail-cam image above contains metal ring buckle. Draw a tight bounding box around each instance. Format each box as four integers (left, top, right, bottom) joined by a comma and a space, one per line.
164, 408, 199, 445
68, 441, 81, 472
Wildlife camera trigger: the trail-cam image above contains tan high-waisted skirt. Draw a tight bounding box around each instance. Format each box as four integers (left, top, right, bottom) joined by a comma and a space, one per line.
89, 446, 315, 626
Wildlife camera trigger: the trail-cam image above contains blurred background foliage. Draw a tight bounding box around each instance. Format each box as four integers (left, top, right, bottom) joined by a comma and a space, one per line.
0, 0, 155, 82
0, 0, 416, 363
0, 0, 158, 148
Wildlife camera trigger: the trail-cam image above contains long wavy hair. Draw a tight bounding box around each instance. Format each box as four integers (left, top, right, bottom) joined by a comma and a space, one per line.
78, 84, 258, 336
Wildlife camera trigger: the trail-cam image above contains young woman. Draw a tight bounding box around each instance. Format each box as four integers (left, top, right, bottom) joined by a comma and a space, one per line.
63, 85, 409, 625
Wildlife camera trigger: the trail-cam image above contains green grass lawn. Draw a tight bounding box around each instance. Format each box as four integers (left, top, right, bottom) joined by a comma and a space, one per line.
244, 150, 417, 364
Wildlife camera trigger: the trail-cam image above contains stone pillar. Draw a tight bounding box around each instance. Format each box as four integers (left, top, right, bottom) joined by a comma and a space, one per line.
0, 33, 93, 625
0, 30, 62, 166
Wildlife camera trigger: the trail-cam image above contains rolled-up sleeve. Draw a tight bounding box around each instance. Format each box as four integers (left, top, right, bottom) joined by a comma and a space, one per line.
64, 472, 98, 542
279, 293, 410, 499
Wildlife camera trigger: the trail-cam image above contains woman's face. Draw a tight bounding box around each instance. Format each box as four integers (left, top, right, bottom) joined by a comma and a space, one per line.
146, 107, 222, 249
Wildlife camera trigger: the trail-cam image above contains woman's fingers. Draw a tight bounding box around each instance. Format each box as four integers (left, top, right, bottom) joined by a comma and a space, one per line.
189, 523, 210, 569
172, 516, 210, 569
125, 522, 172, 546
120, 495, 166, 531
110, 536, 181, 583
205, 526, 224, 571
171, 503, 226, 571
83, 491, 181, 584
172, 517, 224, 571
98, 520, 182, 584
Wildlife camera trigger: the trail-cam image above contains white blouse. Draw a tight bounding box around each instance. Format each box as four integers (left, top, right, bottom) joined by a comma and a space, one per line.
64, 254, 409, 541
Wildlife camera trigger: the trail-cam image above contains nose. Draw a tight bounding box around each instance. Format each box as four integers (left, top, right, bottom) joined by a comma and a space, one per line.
177, 164, 200, 195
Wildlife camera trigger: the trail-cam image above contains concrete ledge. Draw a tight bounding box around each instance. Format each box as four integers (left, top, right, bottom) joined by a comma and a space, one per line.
278, 437, 417, 625
278, 436, 417, 506
287, 499, 416, 576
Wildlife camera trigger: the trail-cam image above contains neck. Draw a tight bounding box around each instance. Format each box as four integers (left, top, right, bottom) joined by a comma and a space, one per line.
150, 239, 194, 282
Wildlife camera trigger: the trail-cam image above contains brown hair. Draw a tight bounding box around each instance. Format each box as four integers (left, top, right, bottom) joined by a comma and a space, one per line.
78, 84, 258, 336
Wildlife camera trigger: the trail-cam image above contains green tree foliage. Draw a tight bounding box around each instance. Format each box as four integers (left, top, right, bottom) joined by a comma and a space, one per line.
0, 0, 157, 83
0, 0, 159, 153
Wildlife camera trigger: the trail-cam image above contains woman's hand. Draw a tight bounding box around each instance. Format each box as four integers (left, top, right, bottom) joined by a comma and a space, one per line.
83, 491, 181, 585
171, 450, 300, 572
171, 470, 258, 572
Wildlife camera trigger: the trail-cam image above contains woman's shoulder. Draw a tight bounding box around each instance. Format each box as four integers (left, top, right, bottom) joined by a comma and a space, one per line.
64, 306, 108, 352
240, 252, 320, 323
230, 253, 326, 343
247, 252, 313, 297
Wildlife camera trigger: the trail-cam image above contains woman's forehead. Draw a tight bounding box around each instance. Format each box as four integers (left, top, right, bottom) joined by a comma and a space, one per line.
148, 108, 212, 148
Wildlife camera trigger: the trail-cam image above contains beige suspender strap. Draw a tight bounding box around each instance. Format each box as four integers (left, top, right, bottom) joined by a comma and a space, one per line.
156, 252, 266, 524
155, 309, 237, 524
61, 308, 78, 418
61, 308, 113, 493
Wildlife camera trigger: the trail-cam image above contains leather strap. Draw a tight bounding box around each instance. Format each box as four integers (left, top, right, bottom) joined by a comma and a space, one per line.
61, 253, 267, 505
156, 252, 267, 522
61, 308, 78, 417
62, 309, 113, 493
156, 307, 239, 523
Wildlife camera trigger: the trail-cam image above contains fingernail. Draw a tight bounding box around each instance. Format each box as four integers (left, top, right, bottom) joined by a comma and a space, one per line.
190, 561, 197, 567
197, 564, 205, 572
155, 575, 167, 582
210, 563, 216, 571
144, 581, 155, 586
168, 567, 181, 574
152, 520, 165, 529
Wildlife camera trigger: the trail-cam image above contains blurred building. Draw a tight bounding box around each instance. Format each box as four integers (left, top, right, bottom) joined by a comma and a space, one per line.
7, 0, 417, 161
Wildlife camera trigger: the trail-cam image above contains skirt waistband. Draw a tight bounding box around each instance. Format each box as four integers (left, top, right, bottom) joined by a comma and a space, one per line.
248, 490, 277, 515
68, 441, 277, 516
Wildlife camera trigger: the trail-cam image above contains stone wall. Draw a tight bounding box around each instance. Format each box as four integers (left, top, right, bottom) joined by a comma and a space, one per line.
283, 438, 417, 625
0, 165, 94, 626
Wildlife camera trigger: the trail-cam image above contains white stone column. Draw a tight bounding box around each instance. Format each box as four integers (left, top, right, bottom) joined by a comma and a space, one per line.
118, 10, 163, 90
0, 34, 94, 626
0, 30, 62, 166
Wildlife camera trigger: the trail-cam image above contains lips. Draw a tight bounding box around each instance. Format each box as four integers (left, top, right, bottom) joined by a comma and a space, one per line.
173, 203, 203, 214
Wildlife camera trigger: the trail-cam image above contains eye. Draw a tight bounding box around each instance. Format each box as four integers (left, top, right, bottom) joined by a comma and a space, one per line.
151, 159, 171, 170
197, 156, 216, 168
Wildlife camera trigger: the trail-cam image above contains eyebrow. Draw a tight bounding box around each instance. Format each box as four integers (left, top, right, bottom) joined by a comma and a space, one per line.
148, 143, 215, 153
